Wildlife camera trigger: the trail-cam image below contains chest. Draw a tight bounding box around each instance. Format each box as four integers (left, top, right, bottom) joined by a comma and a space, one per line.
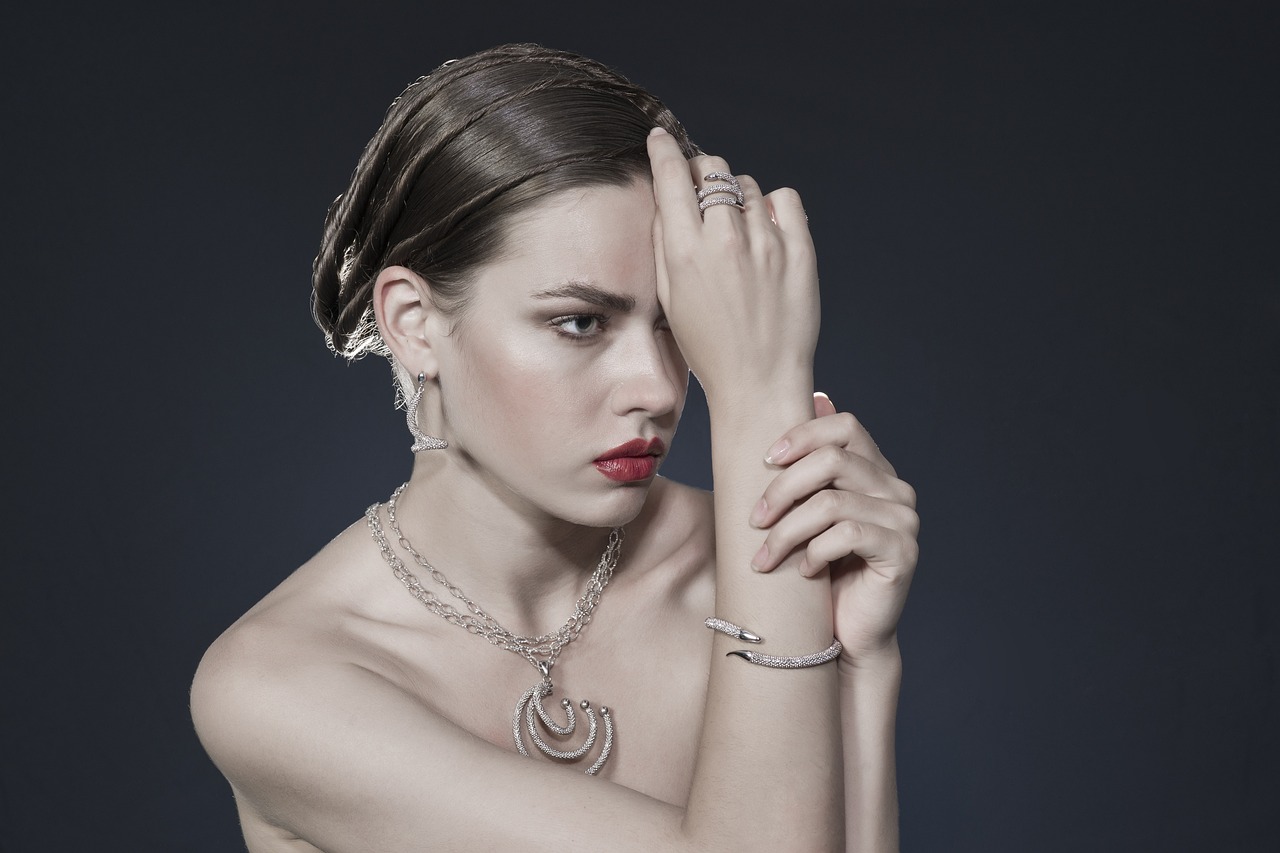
376, 586, 713, 804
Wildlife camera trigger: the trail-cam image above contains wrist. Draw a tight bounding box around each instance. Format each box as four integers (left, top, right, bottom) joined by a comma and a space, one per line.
837, 636, 902, 680
704, 371, 815, 427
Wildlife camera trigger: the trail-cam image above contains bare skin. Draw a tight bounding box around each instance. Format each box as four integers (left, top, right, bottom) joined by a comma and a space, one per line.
199, 475, 716, 851
193, 135, 917, 852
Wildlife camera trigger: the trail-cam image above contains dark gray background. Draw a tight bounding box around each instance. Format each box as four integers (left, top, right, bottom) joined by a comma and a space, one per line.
3, 2, 1276, 850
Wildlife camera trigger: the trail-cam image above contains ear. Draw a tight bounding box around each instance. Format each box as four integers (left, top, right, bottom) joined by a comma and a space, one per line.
372, 265, 445, 379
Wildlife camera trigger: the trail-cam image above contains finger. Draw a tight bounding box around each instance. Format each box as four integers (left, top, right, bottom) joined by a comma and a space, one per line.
646, 128, 702, 237
734, 173, 774, 232
751, 445, 918, 529
762, 186, 812, 243
751, 488, 915, 575
805, 520, 919, 582
814, 391, 838, 418
689, 154, 745, 226
765, 411, 897, 477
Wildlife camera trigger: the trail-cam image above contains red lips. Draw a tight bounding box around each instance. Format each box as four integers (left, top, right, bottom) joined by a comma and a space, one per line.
594, 438, 665, 482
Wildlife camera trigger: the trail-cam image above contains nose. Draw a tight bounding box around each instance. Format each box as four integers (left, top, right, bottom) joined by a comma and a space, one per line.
610, 328, 687, 420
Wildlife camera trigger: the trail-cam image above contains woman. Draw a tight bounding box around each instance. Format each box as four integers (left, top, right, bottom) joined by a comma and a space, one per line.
192, 43, 918, 852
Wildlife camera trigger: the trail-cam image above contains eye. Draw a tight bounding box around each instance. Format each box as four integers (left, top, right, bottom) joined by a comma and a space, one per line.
551, 314, 607, 339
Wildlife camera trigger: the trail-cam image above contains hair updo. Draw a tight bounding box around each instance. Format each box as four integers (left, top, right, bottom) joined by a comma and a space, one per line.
311, 43, 699, 364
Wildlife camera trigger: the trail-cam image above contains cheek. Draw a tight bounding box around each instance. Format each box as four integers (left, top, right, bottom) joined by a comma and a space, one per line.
455, 333, 597, 446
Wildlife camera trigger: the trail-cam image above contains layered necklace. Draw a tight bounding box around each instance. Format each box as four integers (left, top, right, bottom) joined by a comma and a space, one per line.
365, 483, 623, 775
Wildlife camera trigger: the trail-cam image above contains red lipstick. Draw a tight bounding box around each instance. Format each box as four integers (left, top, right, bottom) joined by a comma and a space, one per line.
594, 438, 665, 482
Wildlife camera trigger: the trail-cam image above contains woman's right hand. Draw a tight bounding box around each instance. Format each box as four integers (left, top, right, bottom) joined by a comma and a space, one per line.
646, 128, 821, 404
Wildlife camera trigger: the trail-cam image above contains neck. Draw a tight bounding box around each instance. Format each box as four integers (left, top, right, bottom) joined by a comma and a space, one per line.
388, 452, 619, 637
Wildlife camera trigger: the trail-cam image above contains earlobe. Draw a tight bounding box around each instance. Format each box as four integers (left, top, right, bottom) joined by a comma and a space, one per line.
373, 265, 440, 378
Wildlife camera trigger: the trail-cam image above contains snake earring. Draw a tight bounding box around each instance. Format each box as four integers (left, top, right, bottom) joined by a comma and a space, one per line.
406, 372, 448, 452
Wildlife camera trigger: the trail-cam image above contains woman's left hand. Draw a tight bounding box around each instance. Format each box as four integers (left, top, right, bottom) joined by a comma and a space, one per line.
748, 393, 919, 663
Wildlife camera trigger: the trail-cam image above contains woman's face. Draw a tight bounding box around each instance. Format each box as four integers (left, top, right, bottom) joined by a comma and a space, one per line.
431, 179, 688, 528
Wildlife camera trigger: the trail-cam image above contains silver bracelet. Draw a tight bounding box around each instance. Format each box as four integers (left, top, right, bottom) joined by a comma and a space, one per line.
705, 617, 843, 669
726, 641, 843, 668
704, 617, 763, 643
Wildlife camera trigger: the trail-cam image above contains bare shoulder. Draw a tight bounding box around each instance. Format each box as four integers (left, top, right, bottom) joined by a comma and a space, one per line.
190, 605, 494, 849
189, 518, 398, 822
190, 531, 687, 851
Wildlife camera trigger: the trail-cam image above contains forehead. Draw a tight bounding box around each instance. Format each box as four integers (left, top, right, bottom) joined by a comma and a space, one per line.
475, 181, 658, 299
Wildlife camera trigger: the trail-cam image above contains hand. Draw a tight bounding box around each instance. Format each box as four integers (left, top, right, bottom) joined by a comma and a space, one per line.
646, 128, 820, 401
748, 393, 919, 661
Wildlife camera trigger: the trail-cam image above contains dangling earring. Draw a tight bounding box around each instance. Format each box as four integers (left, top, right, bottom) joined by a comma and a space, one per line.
407, 372, 448, 452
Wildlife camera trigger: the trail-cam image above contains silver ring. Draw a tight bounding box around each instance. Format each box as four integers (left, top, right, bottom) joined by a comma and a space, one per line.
697, 171, 745, 213
697, 184, 745, 203
699, 196, 746, 213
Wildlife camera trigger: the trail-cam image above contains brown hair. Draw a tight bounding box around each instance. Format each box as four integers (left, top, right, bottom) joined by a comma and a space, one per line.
311, 43, 699, 362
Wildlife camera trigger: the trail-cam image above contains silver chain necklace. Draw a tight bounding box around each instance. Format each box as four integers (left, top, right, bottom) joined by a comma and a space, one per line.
365, 482, 623, 775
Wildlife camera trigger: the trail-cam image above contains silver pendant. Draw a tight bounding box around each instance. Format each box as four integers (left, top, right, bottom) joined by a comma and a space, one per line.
512, 662, 614, 775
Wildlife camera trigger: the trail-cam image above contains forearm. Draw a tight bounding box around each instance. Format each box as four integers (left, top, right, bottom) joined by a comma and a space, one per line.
839, 641, 902, 853
685, 380, 844, 851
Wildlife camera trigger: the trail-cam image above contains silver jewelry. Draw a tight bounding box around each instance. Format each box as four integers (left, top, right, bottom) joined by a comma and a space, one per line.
704, 616, 762, 643
696, 184, 745, 204
697, 171, 746, 213
406, 372, 448, 452
726, 641, 842, 668
699, 195, 747, 213
706, 616, 842, 668
366, 483, 622, 775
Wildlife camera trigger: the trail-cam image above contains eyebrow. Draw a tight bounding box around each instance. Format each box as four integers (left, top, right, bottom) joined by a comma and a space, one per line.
530, 281, 635, 313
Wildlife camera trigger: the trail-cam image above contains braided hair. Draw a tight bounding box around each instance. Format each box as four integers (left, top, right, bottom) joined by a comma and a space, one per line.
311, 43, 699, 366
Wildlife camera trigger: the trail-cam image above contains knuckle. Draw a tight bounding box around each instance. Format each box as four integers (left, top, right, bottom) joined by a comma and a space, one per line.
900, 535, 920, 568
837, 519, 865, 543
895, 479, 917, 509
771, 186, 802, 205
816, 488, 844, 515
901, 507, 921, 538
815, 443, 846, 469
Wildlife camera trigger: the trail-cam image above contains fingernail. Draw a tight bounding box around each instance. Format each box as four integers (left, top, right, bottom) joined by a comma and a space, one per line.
765, 440, 789, 465
750, 542, 769, 571
749, 498, 768, 528
649, 126, 667, 137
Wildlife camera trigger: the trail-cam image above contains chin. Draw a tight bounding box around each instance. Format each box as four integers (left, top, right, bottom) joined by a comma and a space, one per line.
558, 481, 654, 529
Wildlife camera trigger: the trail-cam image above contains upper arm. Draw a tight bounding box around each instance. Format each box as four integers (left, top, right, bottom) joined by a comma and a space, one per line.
191, 631, 687, 853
